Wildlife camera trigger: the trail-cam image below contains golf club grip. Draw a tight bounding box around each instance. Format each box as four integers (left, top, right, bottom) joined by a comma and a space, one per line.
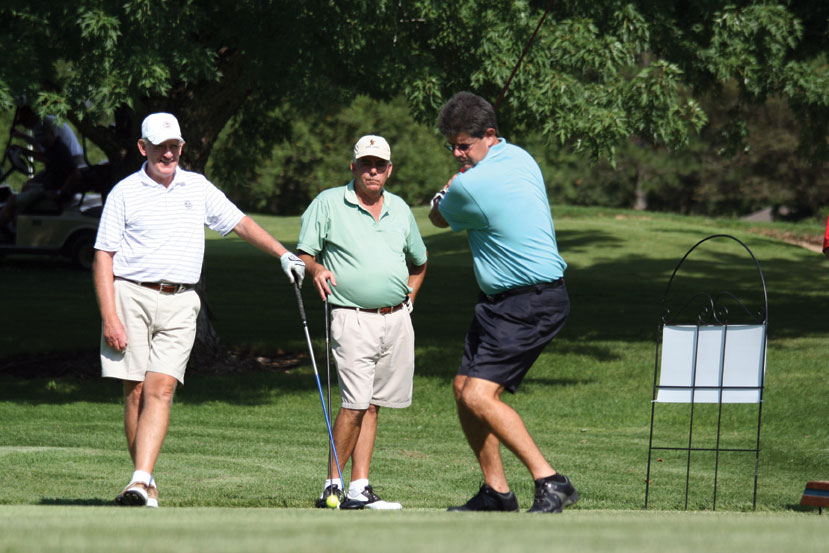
293, 281, 307, 321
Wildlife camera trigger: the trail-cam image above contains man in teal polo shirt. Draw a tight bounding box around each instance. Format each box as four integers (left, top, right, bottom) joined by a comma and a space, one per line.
297, 135, 428, 510
429, 92, 577, 514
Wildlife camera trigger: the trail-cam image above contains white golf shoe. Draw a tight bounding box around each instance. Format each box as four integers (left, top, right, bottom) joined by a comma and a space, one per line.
147, 483, 159, 508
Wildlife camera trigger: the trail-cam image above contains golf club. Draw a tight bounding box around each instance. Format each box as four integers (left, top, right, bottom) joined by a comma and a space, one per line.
324, 295, 333, 487
293, 281, 346, 501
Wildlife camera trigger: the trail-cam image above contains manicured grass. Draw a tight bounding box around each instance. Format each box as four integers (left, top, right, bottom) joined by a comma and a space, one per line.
0, 206, 826, 551
0, 507, 826, 553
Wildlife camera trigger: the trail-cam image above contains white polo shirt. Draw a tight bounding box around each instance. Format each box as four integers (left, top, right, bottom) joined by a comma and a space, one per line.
94, 163, 244, 283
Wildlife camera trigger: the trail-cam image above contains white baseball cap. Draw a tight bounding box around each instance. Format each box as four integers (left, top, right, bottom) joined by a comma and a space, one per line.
141, 112, 185, 145
353, 135, 391, 161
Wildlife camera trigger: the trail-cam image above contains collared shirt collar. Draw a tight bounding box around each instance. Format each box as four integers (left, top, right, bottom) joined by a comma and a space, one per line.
466, 138, 507, 171
345, 179, 388, 218
140, 162, 184, 189
483, 137, 506, 162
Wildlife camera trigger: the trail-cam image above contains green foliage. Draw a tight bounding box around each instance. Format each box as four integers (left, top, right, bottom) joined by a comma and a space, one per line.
0, 1, 826, 213
533, 89, 828, 218
398, 1, 827, 163
209, 96, 456, 214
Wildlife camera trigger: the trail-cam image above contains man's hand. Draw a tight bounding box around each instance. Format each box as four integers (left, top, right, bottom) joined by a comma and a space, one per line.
103, 317, 128, 352
428, 185, 450, 228
298, 253, 336, 302
428, 192, 450, 228
430, 189, 446, 210
280, 252, 306, 287
311, 270, 336, 302
429, 173, 462, 228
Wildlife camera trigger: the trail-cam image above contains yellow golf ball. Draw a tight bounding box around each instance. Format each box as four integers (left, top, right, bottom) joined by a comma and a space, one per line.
326, 494, 340, 509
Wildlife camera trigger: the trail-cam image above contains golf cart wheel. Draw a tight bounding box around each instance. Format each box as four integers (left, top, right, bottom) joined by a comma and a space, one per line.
68, 232, 95, 270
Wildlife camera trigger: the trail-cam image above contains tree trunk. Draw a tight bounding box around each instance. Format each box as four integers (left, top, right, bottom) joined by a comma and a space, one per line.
187, 279, 227, 371
634, 164, 648, 211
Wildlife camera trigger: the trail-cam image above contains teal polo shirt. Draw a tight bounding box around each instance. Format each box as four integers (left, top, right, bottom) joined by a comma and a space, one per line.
297, 181, 428, 308
438, 139, 566, 295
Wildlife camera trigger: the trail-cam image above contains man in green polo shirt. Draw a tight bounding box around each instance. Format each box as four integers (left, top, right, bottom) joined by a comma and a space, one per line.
297, 135, 428, 510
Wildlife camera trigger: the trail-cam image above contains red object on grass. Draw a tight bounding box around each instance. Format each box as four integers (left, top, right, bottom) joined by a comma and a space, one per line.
824, 215, 829, 252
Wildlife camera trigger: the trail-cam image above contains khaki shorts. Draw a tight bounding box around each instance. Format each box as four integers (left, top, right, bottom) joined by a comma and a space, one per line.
330, 307, 415, 410
100, 279, 201, 384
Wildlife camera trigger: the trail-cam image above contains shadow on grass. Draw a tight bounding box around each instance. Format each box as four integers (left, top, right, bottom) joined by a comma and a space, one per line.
785, 504, 823, 514
554, 341, 623, 362
39, 498, 113, 507
0, 369, 331, 406
2, 220, 826, 408
522, 376, 595, 388
0, 355, 593, 406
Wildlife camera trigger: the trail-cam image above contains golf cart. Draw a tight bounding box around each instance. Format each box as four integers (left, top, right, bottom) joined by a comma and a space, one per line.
0, 126, 109, 270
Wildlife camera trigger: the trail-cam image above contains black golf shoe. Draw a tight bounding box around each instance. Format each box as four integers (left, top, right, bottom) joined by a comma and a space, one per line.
527, 474, 579, 513
315, 484, 342, 508
448, 484, 520, 512
341, 484, 402, 510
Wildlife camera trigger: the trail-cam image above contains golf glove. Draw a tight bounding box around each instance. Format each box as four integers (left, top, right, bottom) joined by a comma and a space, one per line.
405, 296, 414, 314
280, 252, 305, 287
430, 189, 446, 209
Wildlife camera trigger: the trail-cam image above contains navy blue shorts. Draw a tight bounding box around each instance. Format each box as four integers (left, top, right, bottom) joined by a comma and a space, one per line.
458, 280, 570, 393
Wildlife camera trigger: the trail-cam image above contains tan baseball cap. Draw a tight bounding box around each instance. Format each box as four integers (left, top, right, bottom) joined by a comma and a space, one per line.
353, 135, 391, 161
141, 113, 185, 145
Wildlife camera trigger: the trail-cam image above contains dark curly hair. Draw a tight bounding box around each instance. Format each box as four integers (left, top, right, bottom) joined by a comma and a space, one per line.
437, 92, 499, 138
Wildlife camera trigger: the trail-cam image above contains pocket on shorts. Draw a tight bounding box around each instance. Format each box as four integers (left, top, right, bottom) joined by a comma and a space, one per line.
330, 308, 349, 348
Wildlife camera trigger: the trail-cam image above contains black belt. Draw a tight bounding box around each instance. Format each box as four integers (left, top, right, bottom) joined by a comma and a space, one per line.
484, 279, 563, 303
117, 277, 196, 295
333, 301, 407, 315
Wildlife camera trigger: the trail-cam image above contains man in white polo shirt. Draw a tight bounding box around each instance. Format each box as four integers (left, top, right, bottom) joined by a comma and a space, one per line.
297, 135, 428, 510
93, 112, 306, 508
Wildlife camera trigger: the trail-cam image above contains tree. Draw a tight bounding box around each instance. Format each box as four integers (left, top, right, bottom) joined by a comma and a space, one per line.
2, 1, 826, 360
210, 95, 457, 214
3, 2, 826, 171
527, 87, 828, 219
2, 0, 417, 365
1, 1, 406, 180
395, 2, 827, 162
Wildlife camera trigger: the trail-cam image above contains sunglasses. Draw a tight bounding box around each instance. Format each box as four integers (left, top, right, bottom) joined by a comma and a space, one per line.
444, 139, 479, 153
355, 158, 390, 171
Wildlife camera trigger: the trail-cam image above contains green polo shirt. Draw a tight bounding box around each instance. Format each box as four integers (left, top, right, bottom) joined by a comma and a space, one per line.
297, 181, 428, 309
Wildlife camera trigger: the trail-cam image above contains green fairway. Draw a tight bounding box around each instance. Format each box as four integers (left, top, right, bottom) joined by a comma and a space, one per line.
0, 206, 827, 551
0, 507, 825, 553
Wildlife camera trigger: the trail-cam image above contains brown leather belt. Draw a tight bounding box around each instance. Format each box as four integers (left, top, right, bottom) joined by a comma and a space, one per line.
334, 301, 407, 315
117, 277, 196, 295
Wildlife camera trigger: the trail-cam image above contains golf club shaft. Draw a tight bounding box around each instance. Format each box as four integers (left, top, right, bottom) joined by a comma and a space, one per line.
293, 283, 346, 494
493, 0, 556, 111
324, 296, 333, 482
